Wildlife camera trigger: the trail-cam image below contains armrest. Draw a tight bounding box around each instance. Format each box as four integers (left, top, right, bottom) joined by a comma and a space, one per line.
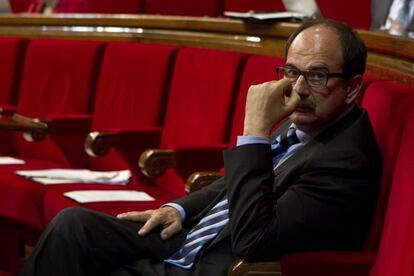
0, 105, 16, 116
86, 128, 162, 173
139, 149, 176, 178
185, 172, 224, 193
228, 259, 282, 276
85, 128, 162, 157
0, 113, 48, 140
139, 145, 227, 178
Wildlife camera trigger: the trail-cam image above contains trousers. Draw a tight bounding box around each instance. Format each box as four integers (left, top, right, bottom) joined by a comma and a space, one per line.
20, 207, 193, 276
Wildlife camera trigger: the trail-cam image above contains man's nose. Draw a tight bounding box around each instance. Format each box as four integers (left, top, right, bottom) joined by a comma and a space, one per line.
292, 75, 310, 97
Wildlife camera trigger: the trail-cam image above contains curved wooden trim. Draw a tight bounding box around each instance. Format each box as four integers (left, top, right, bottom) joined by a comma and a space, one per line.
0, 14, 412, 86
138, 149, 177, 178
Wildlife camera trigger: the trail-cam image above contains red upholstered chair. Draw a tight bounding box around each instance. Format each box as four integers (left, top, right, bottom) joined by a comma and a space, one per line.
370, 109, 414, 276
0, 38, 103, 275
146, 0, 223, 17
223, 0, 285, 13
316, 0, 371, 30
42, 47, 245, 224
54, 0, 145, 14
229, 80, 414, 275
41, 42, 179, 224
0, 39, 104, 229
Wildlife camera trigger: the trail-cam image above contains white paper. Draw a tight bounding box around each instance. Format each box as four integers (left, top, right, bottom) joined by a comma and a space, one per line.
0, 156, 25, 165
15, 169, 131, 185
64, 190, 155, 203
224, 11, 308, 21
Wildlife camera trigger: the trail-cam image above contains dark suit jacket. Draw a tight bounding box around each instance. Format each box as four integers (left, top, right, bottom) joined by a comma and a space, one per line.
172, 105, 382, 275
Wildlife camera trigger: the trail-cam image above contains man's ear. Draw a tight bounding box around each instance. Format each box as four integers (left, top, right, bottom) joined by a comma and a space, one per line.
345, 75, 363, 104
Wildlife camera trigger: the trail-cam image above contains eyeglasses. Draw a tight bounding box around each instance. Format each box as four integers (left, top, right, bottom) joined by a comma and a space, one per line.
276, 66, 348, 89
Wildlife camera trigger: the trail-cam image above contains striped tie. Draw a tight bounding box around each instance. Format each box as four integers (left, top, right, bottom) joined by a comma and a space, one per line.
271, 127, 300, 168
164, 198, 229, 269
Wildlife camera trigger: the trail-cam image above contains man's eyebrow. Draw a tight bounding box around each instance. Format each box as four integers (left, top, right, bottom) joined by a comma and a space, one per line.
283, 63, 298, 69
307, 64, 329, 71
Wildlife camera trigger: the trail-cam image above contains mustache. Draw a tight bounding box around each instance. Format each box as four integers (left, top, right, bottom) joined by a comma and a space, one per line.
297, 98, 316, 110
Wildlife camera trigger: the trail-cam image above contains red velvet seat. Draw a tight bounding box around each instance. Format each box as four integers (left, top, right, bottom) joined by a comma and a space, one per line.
146, 0, 223, 17
0, 39, 104, 275
370, 109, 414, 276
42, 47, 245, 225
277, 81, 414, 276
40, 41, 178, 224
0, 39, 104, 229
54, 0, 145, 14
223, 0, 285, 13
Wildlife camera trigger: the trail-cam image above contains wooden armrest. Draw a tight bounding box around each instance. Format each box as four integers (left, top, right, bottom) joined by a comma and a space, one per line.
139, 149, 177, 178
85, 128, 162, 157
1, 113, 48, 141
85, 131, 117, 157
185, 172, 224, 193
228, 259, 282, 276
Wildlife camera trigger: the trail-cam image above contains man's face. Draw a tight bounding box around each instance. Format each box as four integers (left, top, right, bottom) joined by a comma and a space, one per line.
285, 25, 353, 131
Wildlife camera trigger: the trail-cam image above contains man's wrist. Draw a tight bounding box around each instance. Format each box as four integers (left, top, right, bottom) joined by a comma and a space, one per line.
162, 203, 186, 222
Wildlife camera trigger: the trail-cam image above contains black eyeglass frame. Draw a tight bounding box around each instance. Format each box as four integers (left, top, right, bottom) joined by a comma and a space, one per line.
276, 66, 349, 88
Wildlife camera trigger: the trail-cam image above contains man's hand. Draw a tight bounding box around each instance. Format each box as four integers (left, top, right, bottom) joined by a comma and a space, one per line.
117, 207, 182, 240
243, 78, 300, 137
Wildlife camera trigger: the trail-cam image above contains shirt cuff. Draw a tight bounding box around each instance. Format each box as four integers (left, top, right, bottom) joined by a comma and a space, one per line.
237, 135, 270, 146
162, 203, 186, 222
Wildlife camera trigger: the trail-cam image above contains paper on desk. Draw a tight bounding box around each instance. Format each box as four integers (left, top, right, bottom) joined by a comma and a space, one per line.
15, 169, 131, 185
64, 190, 155, 203
0, 156, 25, 165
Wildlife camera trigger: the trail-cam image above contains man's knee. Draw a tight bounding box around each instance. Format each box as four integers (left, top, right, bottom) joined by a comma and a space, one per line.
48, 207, 96, 235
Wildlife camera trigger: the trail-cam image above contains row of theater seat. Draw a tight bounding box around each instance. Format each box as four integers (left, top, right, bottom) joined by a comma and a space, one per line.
10, 0, 372, 30
0, 37, 413, 275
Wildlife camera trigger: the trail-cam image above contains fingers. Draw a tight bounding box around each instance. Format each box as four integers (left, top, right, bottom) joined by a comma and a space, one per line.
116, 210, 153, 222
160, 220, 182, 240
118, 207, 182, 239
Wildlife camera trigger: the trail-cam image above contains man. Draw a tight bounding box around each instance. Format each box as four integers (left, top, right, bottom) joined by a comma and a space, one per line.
21, 18, 381, 276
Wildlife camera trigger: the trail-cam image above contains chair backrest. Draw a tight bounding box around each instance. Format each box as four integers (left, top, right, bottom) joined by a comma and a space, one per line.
156, 47, 245, 194
146, 0, 223, 16
223, 0, 285, 13
370, 108, 414, 276
228, 54, 285, 146
360, 80, 414, 252
0, 37, 26, 106
316, 0, 371, 30
13, 39, 104, 164
160, 47, 245, 149
53, 0, 145, 14
89, 41, 178, 170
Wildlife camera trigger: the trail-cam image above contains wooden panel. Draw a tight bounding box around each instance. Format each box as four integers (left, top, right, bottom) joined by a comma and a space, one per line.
0, 14, 412, 86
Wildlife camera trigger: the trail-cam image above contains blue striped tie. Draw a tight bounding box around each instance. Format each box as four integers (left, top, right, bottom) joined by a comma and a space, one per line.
271, 127, 300, 168
164, 198, 229, 269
